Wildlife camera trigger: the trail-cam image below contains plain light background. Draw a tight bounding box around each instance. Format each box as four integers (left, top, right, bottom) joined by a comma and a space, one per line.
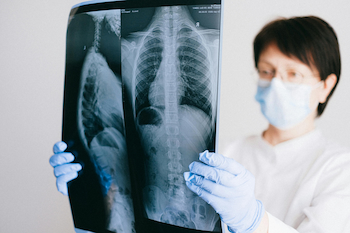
0, 1, 349, 232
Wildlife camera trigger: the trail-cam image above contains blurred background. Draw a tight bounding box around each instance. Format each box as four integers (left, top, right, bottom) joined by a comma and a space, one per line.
0, 0, 349, 232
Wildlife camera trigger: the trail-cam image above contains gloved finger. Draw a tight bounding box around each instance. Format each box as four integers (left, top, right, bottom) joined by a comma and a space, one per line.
54, 163, 82, 177
185, 180, 225, 210
53, 141, 68, 154
56, 172, 79, 196
199, 150, 245, 175
184, 172, 233, 198
49, 152, 75, 167
189, 161, 242, 187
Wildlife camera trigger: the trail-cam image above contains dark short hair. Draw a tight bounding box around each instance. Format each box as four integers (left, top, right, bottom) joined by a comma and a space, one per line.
253, 16, 341, 116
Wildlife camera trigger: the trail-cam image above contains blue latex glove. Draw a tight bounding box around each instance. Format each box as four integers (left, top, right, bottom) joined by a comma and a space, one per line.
49, 141, 82, 195
184, 151, 265, 233
75, 228, 94, 233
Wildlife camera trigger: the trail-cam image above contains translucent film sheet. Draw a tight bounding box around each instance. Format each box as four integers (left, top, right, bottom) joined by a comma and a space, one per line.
62, 1, 223, 233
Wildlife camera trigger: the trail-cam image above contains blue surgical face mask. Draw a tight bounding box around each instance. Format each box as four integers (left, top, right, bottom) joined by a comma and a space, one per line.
255, 78, 322, 130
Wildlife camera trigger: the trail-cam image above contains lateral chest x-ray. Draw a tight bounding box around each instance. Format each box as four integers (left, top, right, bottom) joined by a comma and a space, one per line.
62, 2, 222, 233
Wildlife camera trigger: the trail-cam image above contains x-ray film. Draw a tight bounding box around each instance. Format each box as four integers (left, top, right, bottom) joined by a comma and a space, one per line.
62, 1, 223, 233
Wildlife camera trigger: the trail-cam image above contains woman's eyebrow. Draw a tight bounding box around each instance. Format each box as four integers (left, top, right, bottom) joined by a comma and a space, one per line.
257, 60, 270, 64
257, 61, 273, 67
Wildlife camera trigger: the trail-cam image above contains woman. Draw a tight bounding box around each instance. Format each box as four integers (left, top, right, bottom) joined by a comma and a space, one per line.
51, 16, 350, 233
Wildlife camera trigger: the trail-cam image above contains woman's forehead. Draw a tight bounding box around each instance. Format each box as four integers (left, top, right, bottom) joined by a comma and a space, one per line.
258, 43, 319, 75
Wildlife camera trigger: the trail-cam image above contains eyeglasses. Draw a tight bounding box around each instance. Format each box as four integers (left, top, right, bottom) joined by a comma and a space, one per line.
256, 68, 318, 89
257, 69, 305, 84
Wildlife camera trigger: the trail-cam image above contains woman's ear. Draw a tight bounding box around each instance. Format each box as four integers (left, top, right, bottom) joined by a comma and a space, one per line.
319, 74, 337, 103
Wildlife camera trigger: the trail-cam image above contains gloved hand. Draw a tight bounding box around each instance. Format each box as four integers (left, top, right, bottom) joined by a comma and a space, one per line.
184, 151, 265, 233
49, 141, 82, 195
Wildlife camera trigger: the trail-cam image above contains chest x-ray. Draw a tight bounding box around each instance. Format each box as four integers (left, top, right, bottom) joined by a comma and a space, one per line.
62, 1, 223, 233
122, 4, 220, 231
63, 5, 135, 233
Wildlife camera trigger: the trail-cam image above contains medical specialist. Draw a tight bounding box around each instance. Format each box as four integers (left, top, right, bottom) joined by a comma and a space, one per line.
50, 16, 350, 233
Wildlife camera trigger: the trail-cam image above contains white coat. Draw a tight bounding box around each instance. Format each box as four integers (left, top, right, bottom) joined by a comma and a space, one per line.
224, 129, 350, 233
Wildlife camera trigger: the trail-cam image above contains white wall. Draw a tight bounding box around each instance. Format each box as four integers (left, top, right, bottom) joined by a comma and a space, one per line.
0, 1, 349, 232
0, 1, 79, 232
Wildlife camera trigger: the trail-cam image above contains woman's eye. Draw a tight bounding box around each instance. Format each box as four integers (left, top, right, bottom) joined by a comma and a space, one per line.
258, 70, 273, 78
288, 71, 300, 78
286, 71, 303, 82
291, 72, 298, 77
